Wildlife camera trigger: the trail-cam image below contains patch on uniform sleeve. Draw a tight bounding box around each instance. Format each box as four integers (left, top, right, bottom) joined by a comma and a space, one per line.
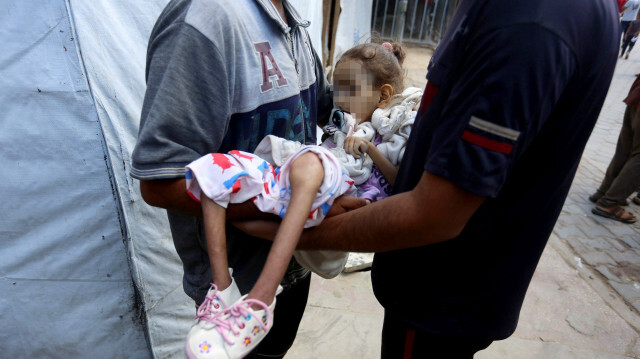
461, 116, 520, 155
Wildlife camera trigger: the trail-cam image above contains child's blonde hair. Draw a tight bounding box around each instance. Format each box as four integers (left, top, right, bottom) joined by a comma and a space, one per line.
335, 41, 406, 91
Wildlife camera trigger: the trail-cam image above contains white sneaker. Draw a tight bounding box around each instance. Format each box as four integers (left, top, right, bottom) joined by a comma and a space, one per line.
195, 277, 242, 322
185, 295, 276, 359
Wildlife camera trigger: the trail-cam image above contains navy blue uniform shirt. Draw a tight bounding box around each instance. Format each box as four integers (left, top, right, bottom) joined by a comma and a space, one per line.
372, 0, 619, 340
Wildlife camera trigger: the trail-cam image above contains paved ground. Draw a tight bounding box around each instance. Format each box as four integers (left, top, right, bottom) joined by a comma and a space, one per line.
288, 45, 640, 358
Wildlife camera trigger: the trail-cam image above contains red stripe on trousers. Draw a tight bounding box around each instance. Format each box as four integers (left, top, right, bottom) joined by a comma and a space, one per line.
461, 130, 514, 154
403, 329, 416, 359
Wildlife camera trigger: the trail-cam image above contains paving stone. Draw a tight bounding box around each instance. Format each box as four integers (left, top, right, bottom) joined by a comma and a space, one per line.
566, 203, 596, 218
565, 236, 589, 254
596, 265, 623, 283
576, 200, 596, 211
604, 237, 629, 252
579, 163, 602, 176
553, 224, 586, 239
288, 305, 382, 359
633, 339, 640, 358
477, 338, 579, 359
619, 235, 640, 250
581, 237, 616, 252
603, 263, 640, 284
608, 250, 640, 266
609, 281, 640, 305
569, 177, 588, 189
629, 299, 640, 315
570, 191, 590, 205
565, 313, 596, 336
580, 221, 616, 237
556, 211, 592, 228
580, 250, 617, 266
614, 262, 640, 283
594, 155, 612, 167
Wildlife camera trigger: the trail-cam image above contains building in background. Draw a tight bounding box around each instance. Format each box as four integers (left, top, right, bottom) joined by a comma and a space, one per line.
321, 0, 457, 76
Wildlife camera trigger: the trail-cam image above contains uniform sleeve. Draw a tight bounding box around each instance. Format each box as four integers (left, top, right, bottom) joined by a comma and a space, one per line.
425, 24, 577, 197
130, 23, 231, 180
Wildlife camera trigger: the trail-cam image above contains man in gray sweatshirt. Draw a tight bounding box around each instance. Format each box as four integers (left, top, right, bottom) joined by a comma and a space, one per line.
131, 0, 333, 357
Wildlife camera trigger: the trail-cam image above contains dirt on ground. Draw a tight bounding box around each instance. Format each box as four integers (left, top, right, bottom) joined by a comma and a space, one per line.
403, 45, 433, 89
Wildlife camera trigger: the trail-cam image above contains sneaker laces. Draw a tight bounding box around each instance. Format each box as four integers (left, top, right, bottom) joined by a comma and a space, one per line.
196, 284, 227, 321
204, 299, 271, 346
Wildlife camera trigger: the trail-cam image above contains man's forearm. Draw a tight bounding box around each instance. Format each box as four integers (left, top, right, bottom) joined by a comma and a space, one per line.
298, 172, 485, 252
299, 192, 446, 252
139, 178, 278, 220
140, 178, 202, 216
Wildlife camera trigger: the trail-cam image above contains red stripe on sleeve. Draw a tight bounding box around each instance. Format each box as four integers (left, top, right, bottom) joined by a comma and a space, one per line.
418, 82, 439, 116
461, 130, 514, 154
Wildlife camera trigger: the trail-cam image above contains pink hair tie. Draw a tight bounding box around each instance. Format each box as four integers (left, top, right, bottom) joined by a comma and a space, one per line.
381, 42, 393, 51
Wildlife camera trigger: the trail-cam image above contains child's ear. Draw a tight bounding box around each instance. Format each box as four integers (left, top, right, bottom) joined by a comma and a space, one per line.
378, 84, 394, 108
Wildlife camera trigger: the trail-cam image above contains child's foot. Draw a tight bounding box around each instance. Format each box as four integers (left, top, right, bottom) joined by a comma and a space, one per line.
196, 278, 242, 322
185, 295, 276, 359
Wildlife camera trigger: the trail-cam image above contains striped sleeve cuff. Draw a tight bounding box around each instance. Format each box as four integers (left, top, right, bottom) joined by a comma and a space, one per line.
129, 163, 188, 180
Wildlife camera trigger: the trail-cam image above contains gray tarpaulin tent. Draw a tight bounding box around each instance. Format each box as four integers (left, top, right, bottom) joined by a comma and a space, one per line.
0, 1, 323, 358
1, 0, 192, 357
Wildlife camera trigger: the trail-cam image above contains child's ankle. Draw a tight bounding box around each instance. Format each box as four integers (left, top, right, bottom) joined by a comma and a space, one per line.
213, 267, 235, 291
217, 276, 242, 305
246, 289, 276, 309
214, 278, 232, 291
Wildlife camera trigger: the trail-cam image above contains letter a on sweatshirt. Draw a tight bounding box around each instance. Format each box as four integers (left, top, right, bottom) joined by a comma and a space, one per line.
254, 41, 288, 92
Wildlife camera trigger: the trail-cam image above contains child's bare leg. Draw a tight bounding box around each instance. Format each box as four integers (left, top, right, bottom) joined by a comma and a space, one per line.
247, 152, 324, 307
201, 195, 232, 290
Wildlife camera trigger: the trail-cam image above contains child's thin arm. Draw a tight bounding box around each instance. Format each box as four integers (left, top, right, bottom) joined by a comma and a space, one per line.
248, 152, 324, 304
201, 195, 232, 289
344, 136, 398, 186
365, 143, 398, 186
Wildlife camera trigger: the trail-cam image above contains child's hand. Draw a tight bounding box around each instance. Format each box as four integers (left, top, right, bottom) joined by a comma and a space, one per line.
326, 195, 369, 217
344, 136, 371, 159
